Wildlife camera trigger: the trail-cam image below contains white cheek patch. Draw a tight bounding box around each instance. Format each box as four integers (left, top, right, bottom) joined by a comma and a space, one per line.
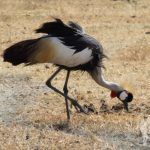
119, 91, 128, 101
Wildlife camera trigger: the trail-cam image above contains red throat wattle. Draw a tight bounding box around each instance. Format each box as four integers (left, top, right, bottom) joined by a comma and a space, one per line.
110, 91, 117, 98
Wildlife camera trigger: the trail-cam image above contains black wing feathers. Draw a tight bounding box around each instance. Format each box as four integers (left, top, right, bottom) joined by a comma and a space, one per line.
3, 39, 38, 65
36, 18, 103, 54
60, 35, 102, 54
68, 21, 83, 32
35, 18, 76, 36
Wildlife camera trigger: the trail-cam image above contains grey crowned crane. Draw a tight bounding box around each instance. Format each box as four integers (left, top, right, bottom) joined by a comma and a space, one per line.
3, 18, 133, 120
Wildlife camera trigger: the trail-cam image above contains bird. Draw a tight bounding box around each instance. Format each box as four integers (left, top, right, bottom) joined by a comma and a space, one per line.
3, 18, 133, 120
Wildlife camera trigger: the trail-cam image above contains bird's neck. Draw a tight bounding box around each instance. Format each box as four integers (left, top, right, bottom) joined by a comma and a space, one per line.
98, 77, 123, 92
90, 67, 123, 92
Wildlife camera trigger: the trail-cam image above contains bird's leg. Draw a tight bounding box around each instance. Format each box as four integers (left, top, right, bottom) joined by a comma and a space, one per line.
46, 68, 86, 114
63, 71, 70, 120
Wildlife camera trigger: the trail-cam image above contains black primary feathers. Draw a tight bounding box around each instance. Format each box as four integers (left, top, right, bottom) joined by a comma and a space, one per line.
3, 39, 38, 65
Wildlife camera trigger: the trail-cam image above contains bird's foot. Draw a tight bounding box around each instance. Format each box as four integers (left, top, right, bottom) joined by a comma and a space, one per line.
71, 100, 88, 114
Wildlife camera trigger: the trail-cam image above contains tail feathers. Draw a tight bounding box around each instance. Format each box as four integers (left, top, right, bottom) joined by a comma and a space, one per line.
3, 39, 38, 65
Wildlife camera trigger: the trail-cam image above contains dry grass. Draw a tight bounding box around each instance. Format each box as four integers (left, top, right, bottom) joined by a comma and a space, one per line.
0, 0, 150, 149
0, 113, 143, 150
118, 39, 150, 62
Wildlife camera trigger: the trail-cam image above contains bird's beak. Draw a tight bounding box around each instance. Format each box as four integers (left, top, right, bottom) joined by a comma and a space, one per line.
123, 101, 129, 111
117, 91, 133, 111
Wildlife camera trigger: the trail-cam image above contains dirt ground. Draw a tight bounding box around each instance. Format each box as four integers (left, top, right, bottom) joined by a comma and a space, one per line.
0, 0, 150, 149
